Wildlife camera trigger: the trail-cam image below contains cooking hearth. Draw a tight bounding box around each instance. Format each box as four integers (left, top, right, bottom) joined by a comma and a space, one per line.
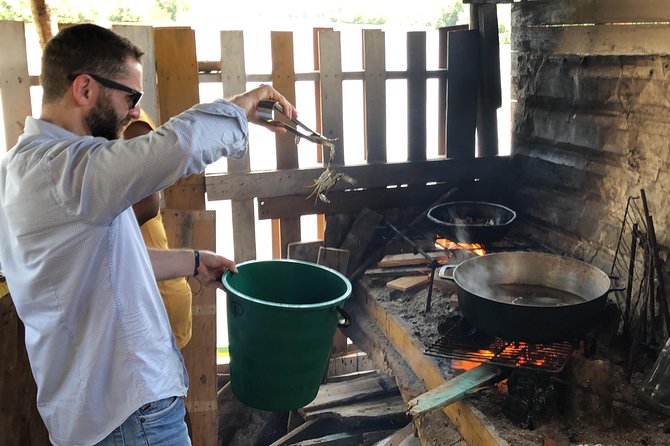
357, 211, 670, 445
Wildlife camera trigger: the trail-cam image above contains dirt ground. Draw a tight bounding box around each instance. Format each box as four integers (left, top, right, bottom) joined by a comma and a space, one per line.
362, 275, 670, 446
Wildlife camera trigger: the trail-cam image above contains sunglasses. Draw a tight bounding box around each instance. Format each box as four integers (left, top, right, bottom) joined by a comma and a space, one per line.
68, 73, 143, 109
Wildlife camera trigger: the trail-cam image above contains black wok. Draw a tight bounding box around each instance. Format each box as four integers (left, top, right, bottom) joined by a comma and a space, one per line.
427, 201, 516, 244
440, 252, 621, 341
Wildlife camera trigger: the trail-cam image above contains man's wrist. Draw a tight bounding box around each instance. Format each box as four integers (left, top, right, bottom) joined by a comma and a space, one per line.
193, 249, 200, 277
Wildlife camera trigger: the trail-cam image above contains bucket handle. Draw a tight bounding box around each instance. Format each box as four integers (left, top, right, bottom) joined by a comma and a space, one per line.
336, 307, 351, 328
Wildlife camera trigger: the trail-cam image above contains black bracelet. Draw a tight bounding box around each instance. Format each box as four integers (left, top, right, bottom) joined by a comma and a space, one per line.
193, 249, 200, 277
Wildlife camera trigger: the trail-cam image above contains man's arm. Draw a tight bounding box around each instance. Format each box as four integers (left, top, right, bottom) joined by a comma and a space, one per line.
132, 194, 160, 226
148, 248, 237, 287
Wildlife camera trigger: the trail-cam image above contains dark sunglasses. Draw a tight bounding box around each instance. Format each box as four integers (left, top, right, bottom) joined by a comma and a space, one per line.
68, 73, 143, 109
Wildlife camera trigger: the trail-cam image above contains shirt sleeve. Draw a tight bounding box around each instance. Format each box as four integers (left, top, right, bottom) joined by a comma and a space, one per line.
43, 100, 248, 224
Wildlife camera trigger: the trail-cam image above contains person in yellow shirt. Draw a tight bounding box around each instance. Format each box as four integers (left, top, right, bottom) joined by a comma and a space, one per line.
124, 110, 193, 349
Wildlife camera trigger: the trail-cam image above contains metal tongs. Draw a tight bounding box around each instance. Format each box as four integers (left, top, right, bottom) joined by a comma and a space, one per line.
257, 100, 337, 146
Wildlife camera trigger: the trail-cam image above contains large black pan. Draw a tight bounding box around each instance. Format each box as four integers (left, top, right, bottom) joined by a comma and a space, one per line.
427, 201, 516, 244
440, 252, 622, 341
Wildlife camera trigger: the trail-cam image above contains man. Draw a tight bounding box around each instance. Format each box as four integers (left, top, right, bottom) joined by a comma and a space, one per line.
0, 23, 295, 446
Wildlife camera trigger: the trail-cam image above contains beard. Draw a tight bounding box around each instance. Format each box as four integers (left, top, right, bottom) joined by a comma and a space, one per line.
85, 92, 131, 140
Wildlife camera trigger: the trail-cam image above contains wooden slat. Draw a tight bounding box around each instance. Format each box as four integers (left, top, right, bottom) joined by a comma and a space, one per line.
154, 27, 205, 210
438, 28, 448, 157
0, 296, 50, 445
112, 25, 158, 125
513, 24, 670, 56
386, 275, 430, 292
162, 209, 217, 446
271, 31, 300, 257
208, 156, 509, 202
446, 30, 479, 159
154, 27, 215, 446
407, 31, 427, 162
0, 21, 31, 150
318, 30, 345, 166
475, 3, 500, 157
221, 30, 256, 262
257, 183, 469, 220
363, 29, 387, 163
407, 365, 500, 417
513, 0, 670, 26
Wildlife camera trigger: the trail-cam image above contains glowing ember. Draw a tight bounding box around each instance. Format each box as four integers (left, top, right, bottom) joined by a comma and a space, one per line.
450, 343, 555, 371
435, 238, 486, 256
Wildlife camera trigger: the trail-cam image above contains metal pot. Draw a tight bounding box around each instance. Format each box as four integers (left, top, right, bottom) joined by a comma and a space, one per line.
427, 201, 516, 244
440, 252, 622, 341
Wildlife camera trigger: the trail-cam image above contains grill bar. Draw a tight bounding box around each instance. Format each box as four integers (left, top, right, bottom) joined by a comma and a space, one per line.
424, 318, 574, 373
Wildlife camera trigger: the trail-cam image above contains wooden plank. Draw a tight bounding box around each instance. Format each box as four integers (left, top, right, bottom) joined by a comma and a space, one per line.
475, 3, 500, 157
154, 27, 205, 210
339, 208, 383, 276
363, 29, 387, 163
513, 0, 670, 26
0, 296, 50, 445
271, 31, 300, 257
161, 209, 217, 446
318, 30, 345, 165
208, 156, 510, 201
438, 28, 448, 157
112, 25, 158, 125
301, 394, 407, 423
446, 30, 479, 159
407, 31, 427, 162
406, 365, 500, 417
221, 30, 256, 262
269, 419, 321, 446
0, 21, 31, 150
378, 252, 446, 268
317, 247, 349, 275
386, 275, 430, 292
302, 373, 398, 412
287, 240, 324, 263
513, 24, 670, 56
257, 179, 502, 220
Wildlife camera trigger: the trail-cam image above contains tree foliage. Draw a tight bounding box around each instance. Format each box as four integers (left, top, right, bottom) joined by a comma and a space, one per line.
433, 1, 465, 28
0, 0, 187, 24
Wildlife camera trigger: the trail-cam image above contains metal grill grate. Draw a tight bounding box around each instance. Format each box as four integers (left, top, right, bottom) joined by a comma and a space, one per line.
425, 319, 575, 373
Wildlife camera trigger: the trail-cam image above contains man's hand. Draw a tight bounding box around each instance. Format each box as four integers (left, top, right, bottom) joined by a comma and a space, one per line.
229, 84, 297, 130
195, 250, 237, 288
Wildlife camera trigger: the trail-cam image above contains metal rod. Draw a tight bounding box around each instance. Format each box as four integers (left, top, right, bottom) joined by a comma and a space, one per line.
384, 220, 439, 313
640, 190, 670, 336
623, 223, 638, 339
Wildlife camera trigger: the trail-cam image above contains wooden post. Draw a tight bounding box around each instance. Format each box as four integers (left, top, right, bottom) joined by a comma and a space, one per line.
29, 0, 52, 49
474, 3, 501, 157
271, 31, 300, 258
363, 29, 387, 163
407, 31, 427, 162
0, 21, 32, 151
154, 27, 217, 446
221, 30, 256, 262
445, 30, 479, 159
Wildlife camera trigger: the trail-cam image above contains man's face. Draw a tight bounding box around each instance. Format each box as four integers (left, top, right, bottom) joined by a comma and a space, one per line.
85, 90, 132, 140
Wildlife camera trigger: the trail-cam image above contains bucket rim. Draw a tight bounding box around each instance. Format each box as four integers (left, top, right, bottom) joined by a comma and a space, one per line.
221, 258, 352, 309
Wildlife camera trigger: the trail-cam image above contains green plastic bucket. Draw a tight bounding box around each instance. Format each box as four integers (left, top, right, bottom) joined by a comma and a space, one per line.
221, 259, 352, 411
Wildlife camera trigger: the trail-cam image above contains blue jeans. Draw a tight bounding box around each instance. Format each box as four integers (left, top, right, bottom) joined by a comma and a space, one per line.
96, 396, 191, 446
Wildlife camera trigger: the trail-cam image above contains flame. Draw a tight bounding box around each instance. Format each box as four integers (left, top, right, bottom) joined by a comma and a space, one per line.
450, 343, 552, 370
435, 238, 486, 256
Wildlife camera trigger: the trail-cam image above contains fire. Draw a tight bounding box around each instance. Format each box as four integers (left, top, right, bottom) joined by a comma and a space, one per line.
450, 342, 552, 371
435, 238, 486, 256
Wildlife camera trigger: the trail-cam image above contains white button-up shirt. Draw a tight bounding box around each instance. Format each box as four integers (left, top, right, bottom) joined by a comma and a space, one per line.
0, 100, 248, 446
